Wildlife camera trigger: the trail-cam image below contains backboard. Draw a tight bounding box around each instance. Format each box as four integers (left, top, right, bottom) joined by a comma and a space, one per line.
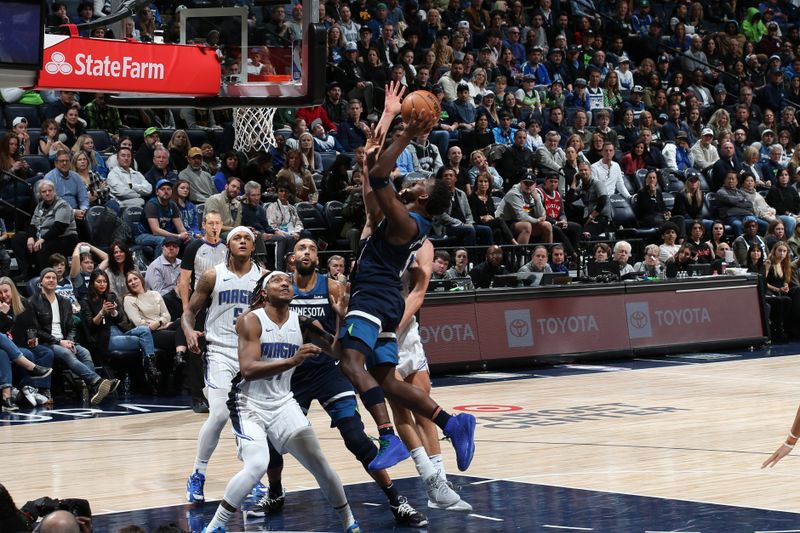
107, 1, 326, 109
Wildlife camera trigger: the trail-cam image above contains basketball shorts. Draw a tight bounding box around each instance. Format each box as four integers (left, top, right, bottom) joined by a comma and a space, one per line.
396, 316, 429, 380
340, 315, 399, 369
205, 346, 239, 390
292, 356, 357, 422
231, 397, 310, 455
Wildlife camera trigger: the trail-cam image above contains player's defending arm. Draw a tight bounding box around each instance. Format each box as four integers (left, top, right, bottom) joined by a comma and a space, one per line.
237, 312, 321, 380
399, 240, 433, 331
181, 268, 215, 353
762, 404, 800, 468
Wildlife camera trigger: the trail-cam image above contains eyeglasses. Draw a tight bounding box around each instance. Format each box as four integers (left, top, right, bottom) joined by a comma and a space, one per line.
56, 159, 70, 164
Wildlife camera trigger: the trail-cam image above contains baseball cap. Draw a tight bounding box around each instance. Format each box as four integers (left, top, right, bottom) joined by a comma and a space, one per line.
686, 170, 700, 181
522, 74, 535, 81
376, 2, 388, 9
771, 68, 784, 75
144, 126, 159, 137
345, 41, 358, 52
156, 178, 173, 190
359, 26, 372, 33
639, 0, 650, 6
567, 45, 580, 53
188, 147, 203, 158
521, 176, 535, 183
12, 117, 27, 127
574, 78, 587, 86
701, 127, 714, 137
480, 45, 493, 53
457, 20, 470, 29
551, 79, 564, 86
770, 54, 782, 62
714, 84, 726, 93
668, 86, 682, 96
163, 235, 181, 247
619, 56, 630, 64
658, 55, 670, 63
483, 89, 495, 97
675, 131, 689, 141
762, 128, 775, 136
632, 85, 644, 93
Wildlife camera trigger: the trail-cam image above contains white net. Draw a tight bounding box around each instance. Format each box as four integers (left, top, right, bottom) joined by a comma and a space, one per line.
232, 106, 277, 154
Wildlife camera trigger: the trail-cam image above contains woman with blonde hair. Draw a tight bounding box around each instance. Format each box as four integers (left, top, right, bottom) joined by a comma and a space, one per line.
72, 150, 110, 207
71, 134, 108, 178
707, 108, 732, 139
468, 68, 489, 101
603, 70, 623, 112
298, 132, 322, 176
123, 270, 184, 361
764, 241, 796, 341
168, 129, 192, 172
276, 149, 317, 203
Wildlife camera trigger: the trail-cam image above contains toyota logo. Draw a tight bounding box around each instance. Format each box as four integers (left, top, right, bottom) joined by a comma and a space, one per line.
44, 51, 73, 75
629, 310, 648, 329
509, 318, 529, 337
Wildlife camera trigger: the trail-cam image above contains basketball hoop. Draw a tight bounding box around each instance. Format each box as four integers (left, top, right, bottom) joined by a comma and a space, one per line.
233, 106, 277, 154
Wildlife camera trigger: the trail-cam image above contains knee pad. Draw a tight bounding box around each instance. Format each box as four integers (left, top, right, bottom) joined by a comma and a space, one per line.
359, 386, 385, 409
336, 416, 377, 468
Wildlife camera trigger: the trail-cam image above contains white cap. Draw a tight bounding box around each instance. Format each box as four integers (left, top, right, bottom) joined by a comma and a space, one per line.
701, 127, 714, 137
226, 226, 255, 244
12, 116, 27, 127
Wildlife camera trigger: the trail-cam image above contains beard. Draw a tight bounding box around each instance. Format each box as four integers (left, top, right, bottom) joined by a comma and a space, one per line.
295, 260, 317, 276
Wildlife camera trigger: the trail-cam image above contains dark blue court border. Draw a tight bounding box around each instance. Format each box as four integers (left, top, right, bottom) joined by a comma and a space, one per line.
91, 475, 800, 532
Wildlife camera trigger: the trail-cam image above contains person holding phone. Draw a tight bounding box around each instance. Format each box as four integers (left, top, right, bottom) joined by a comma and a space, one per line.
80, 269, 159, 385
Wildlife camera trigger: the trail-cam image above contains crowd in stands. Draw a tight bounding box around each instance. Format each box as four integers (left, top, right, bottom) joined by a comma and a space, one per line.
5, 0, 800, 410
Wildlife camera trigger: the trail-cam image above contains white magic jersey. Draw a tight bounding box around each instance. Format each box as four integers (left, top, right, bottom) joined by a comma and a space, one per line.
230, 308, 302, 411
206, 262, 262, 352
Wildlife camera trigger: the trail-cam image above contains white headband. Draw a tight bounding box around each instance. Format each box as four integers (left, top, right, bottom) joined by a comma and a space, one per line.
226, 226, 255, 244
261, 270, 289, 289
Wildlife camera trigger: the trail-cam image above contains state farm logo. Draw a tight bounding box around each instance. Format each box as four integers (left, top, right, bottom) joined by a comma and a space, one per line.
625, 301, 652, 339
44, 51, 73, 75
505, 309, 533, 347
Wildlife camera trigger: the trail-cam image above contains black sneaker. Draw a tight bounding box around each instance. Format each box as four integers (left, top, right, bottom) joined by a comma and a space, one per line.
90, 379, 112, 404
29, 365, 53, 378
173, 352, 186, 371
192, 399, 209, 413
1, 396, 18, 411
108, 379, 121, 394
391, 496, 428, 527
246, 491, 285, 517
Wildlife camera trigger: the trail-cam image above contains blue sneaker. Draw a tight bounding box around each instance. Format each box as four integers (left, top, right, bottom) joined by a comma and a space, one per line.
444, 413, 476, 471
345, 522, 361, 533
186, 472, 206, 503
368, 434, 410, 471
250, 481, 268, 498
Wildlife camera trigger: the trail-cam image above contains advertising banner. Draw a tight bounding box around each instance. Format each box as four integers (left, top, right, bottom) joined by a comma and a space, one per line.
37, 34, 220, 96
418, 301, 482, 364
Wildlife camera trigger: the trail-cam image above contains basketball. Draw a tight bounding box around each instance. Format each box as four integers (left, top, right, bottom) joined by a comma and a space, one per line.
401, 90, 442, 125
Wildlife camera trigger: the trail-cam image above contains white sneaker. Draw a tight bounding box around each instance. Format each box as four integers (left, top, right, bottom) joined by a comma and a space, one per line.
425, 474, 472, 512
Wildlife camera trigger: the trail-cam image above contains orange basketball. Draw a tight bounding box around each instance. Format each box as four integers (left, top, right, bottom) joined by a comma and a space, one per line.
401, 90, 442, 125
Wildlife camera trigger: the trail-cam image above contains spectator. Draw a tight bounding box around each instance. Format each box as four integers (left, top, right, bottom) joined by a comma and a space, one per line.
340, 170, 366, 253
658, 221, 681, 262
167, 130, 192, 173
444, 248, 473, 285
174, 179, 201, 237
44, 149, 90, 219
437, 146, 471, 194
84, 93, 123, 138
469, 245, 510, 289
468, 150, 502, 191
31, 267, 115, 404
144, 147, 178, 191
204, 177, 244, 233
497, 130, 535, 188
136, 179, 191, 254
336, 99, 370, 152
519, 245, 553, 273
10, 180, 78, 280
665, 243, 695, 278
764, 241, 795, 341
495, 176, 553, 245
80, 269, 159, 383
635, 169, 676, 230
123, 270, 182, 359
591, 142, 630, 199
431, 250, 450, 280
69, 241, 108, 302
733, 218, 768, 265
634, 244, 665, 277
58, 105, 86, 149
571, 160, 611, 239
276, 149, 317, 204
45, 90, 78, 120
266, 183, 307, 247
740, 173, 774, 233
468, 172, 516, 245
767, 168, 800, 235
691, 128, 720, 171
433, 169, 492, 246
179, 147, 217, 203
105, 240, 137, 300
686, 220, 715, 263
107, 146, 152, 209
135, 127, 162, 174
38, 118, 69, 158
613, 240, 636, 276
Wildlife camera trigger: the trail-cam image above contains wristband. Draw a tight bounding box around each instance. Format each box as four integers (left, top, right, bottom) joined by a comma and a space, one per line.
791, 432, 799, 440
783, 442, 795, 449
369, 176, 392, 189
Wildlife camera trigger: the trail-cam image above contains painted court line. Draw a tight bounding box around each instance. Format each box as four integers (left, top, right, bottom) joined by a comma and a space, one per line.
469, 513, 504, 522
542, 525, 593, 531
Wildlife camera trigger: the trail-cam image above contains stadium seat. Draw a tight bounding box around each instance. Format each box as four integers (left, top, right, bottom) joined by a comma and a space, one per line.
84, 205, 109, 244
196, 203, 205, 220
4, 104, 41, 128
186, 129, 209, 147
296, 201, 327, 237
22, 155, 52, 175
662, 192, 675, 212
610, 194, 658, 242
87, 130, 112, 152
319, 151, 337, 173
323, 200, 348, 248
26, 276, 40, 298
158, 129, 175, 147
634, 168, 648, 190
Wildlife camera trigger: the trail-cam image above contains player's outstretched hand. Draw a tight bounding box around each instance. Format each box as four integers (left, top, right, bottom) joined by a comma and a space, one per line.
762, 443, 793, 468
186, 329, 205, 354
293, 343, 322, 365
384, 80, 406, 117
404, 108, 439, 139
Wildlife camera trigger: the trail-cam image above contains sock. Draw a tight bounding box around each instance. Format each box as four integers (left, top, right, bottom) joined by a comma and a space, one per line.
207, 505, 233, 530
381, 482, 401, 506
378, 423, 395, 437
269, 482, 283, 498
193, 459, 209, 476
334, 502, 355, 529
429, 454, 447, 481
411, 447, 437, 481
432, 407, 452, 430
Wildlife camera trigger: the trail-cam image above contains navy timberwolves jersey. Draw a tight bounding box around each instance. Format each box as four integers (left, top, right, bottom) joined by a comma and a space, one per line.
290, 273, 337, 369
351, 211, 432, 293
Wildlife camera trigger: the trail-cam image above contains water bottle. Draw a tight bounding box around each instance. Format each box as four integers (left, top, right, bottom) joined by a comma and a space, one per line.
123, 374, 131, 397
80, 382, 89, 404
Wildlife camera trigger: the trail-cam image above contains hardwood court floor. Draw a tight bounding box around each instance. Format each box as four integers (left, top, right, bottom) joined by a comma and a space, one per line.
3, 352, 800, 521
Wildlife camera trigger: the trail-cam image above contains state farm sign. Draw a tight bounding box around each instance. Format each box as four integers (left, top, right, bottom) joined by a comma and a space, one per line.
37, 34, 220, 96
